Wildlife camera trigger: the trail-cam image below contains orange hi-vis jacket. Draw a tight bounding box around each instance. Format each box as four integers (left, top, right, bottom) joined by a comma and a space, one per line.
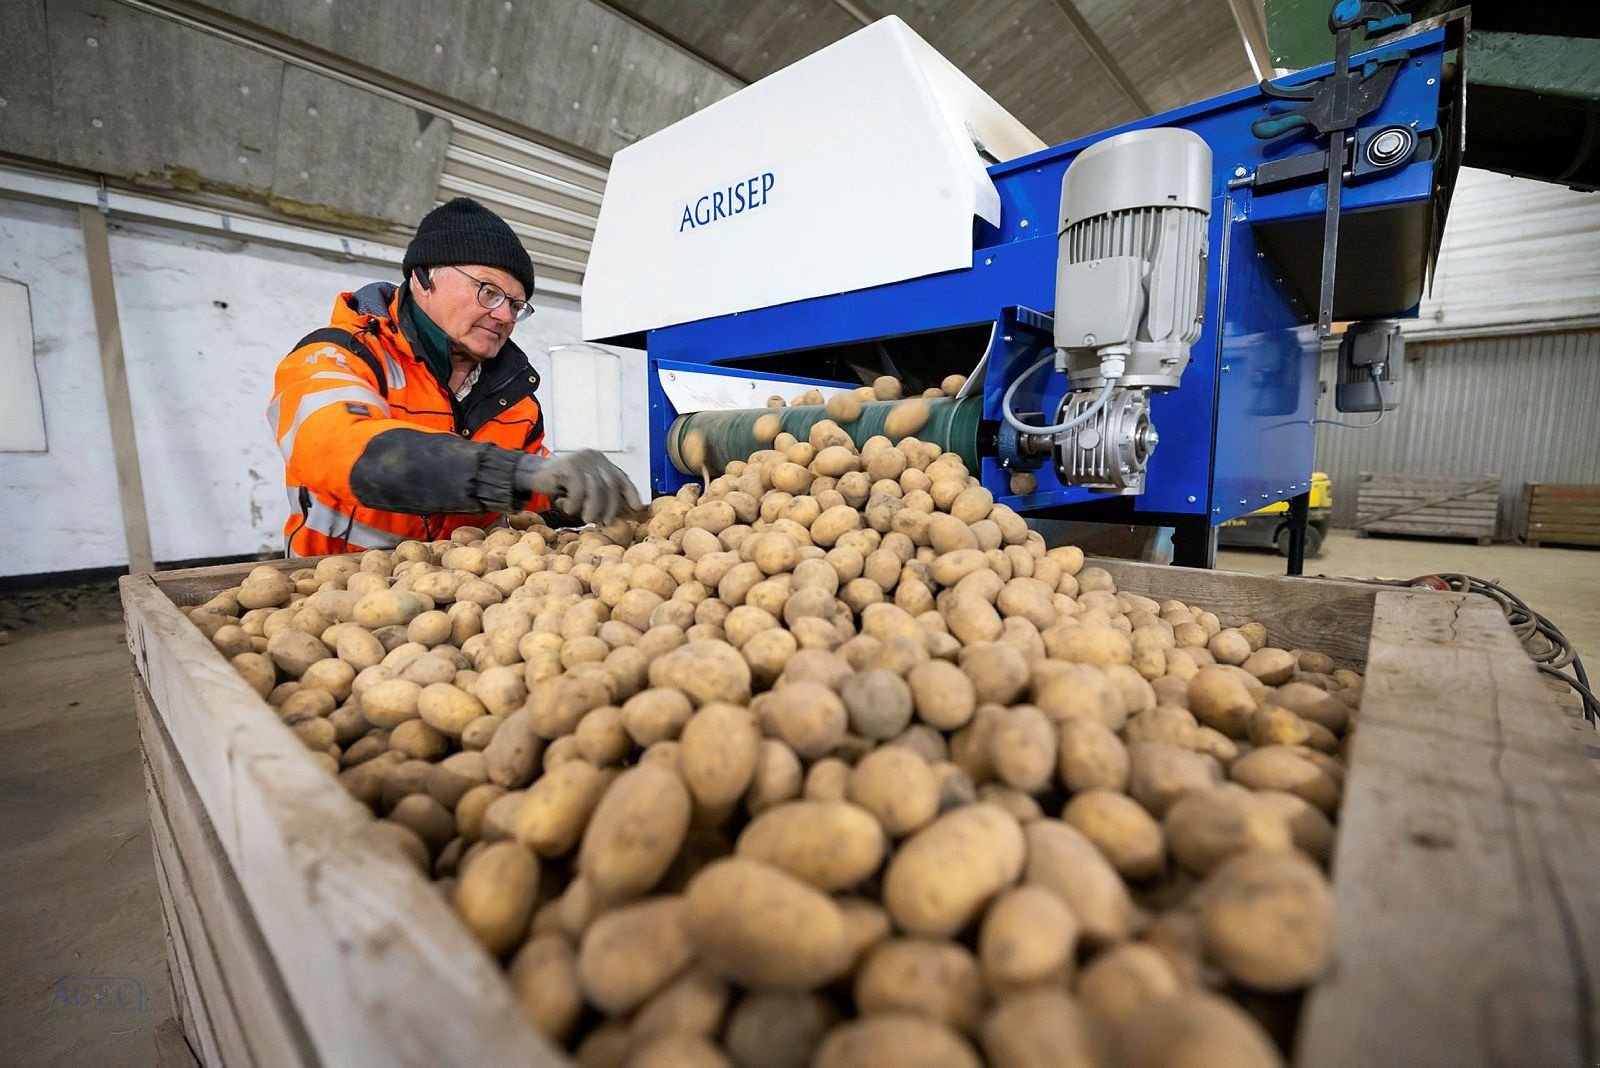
268, 281, 551, 556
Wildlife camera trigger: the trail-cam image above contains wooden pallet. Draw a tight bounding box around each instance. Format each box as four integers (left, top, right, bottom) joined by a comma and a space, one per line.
121, 558, 1600, 1067
1516, 482, 1600, 548
1354, 472, 1500, 544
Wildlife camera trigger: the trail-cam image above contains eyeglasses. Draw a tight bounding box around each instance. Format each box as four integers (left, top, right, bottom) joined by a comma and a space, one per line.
444, 265, 535, 321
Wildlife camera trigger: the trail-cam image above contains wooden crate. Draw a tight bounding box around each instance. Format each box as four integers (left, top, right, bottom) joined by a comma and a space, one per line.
121, 558, 1600, 1068
1354, 472, 1500, 544
1516, 482, 1600, 548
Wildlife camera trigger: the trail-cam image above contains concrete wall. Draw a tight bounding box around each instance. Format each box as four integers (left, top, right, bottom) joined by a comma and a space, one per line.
0, 194, 645, 578
0, 0, 739, 232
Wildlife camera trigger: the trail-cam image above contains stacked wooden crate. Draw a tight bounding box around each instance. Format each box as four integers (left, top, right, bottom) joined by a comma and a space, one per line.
1517, 483, 1600, 548
1354, 472, 1500, 544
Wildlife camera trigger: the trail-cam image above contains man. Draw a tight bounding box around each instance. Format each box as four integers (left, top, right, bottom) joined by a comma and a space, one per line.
268, 197, 639, 555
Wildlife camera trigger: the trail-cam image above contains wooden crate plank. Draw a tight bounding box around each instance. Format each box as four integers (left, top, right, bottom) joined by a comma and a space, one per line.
121, 574, 560, 1067
147, 774, 259, 1068
137, 679, 317, 1066
1532, 483, 1600, 500
1091, 560, 1379, 667
1295, 589, 1600, 1068
146, 805, 227, 1068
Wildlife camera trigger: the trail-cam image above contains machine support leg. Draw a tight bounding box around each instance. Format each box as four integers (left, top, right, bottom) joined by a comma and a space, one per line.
1171, 519, 1217, 569
1285, 490, 1311, 576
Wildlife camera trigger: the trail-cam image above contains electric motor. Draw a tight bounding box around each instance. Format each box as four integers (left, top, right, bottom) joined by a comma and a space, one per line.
1054, 127, 1213, 389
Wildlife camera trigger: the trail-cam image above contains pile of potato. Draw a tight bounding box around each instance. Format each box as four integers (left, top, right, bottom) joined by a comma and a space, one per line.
186, 420, 1360, 1068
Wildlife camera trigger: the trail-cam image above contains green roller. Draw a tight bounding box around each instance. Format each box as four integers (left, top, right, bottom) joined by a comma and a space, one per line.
666, 396, 983, 476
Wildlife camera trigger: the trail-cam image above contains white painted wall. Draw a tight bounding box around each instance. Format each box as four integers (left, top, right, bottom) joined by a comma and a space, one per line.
0, 195, 646, 578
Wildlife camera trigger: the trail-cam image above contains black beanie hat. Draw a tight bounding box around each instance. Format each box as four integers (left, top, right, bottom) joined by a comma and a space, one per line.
403, 197, 536, 298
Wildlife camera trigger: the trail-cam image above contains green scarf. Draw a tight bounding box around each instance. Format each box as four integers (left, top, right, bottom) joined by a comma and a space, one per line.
400, 287, 454, 392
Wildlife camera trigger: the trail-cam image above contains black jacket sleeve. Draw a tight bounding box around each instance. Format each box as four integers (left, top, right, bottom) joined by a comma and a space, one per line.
348, 428, 524, 515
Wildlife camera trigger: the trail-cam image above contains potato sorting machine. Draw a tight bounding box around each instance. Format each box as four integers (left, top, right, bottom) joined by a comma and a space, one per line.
582, 8, 1463, 566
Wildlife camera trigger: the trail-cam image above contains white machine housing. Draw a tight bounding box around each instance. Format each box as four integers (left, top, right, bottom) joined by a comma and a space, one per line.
581, 17, 1045, 341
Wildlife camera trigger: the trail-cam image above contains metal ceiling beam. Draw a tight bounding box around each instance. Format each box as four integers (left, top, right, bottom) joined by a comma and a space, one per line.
830, 0, 876, 28
1047, 0, 1153, 117
1225, 0, 1277, 80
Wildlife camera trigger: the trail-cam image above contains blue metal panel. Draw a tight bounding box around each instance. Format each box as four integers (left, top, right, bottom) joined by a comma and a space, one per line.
642, 28, 1451, 520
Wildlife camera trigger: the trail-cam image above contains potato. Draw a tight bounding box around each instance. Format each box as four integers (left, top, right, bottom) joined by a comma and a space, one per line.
579, 764, 692, 904
577, 895, 695, 1014
883, 804, 1025, 936
648, 640, 753, 706
1062, 789, 1166, 880
848, 747, 939, 837
685, 858, 852, 988
814, 1015, 981, 1068
979, 885, 1078, 989
1058, 718, 1130, 793
507, 933, 583, 1044
483, 708, 542, 789
1163, 783, 1294, 875
1266, 681, 1351, 734
958, 641, 1028, 706
1241, 647, 1296, 685
746, 739, 803, 816
906, 660, 977, 730
1114, 991, 1283, 1068
515, 760, 606, 857
266, 629, 331, 679
836, 669, 913, 740
631, 967, 730, 1047
353, 589, 426, 629
453, 841, 538, 956
1230, 746, 1341, 815
1128, 741, 1222, 816
359, 677, 422, 729
885, 399, 930, 439
1032, 662, 1128, 730
231, 652, 276, 699
737, 800, 885, 890
1023, 818, 1133, 947
990, 705, 1056, 793
724, 991, 834, 1068
417, 682, 484, 737
620, 687, 694, 747
1199, 849, 1334, 990
629, 1033, 732, 1068
1076, 942, 1182, 1031
681, 702, 761, 807
1042, 623, 1132, 668
855, 938, 984, 1034
1252, 789, 1336, 863
981, 990, 1103, 1068
763, 681, 848, 759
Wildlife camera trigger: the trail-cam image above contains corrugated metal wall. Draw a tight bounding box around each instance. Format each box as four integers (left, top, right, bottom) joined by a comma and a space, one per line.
1313, 330, 1600, 537
1413, 169, 1600, 338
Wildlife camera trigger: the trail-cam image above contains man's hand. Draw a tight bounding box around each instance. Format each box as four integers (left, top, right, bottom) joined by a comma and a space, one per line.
514, 450, 642, 526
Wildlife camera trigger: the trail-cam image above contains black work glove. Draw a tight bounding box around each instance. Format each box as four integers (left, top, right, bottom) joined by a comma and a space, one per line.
514, 450, 642, 526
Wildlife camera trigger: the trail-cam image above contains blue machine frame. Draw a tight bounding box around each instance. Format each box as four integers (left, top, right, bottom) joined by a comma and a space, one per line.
642, 28, 1454, 532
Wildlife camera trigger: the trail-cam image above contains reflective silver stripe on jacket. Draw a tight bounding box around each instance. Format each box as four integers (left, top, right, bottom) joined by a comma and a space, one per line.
382, 351, 407, 389
274, 385, 391, 461
285, 486, 401, 553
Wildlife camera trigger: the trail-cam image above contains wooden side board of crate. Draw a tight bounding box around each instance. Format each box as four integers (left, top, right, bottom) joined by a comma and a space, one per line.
1354, 472, 1500, 543
121, 557, 1600, 1067
1516, 482, 1600, 547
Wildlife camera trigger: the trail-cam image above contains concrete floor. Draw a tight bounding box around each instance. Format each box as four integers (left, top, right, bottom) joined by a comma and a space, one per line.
0, 531, 1592, 1065
0, 622, 173, 1067
1219, 529, 1600, 670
